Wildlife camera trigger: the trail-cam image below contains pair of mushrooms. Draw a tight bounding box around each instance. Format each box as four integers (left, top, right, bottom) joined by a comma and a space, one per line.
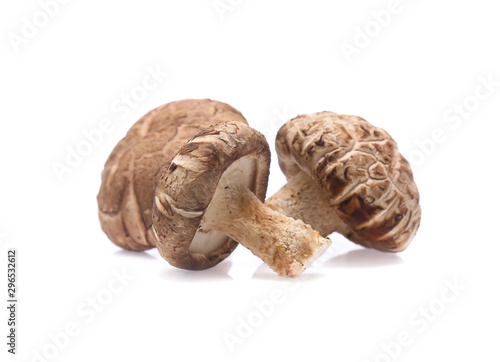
97, 99, 420, 277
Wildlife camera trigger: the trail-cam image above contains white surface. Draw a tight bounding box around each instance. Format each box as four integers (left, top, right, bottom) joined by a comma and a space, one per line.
191, 155, 257, 256
1, 0, 499, 361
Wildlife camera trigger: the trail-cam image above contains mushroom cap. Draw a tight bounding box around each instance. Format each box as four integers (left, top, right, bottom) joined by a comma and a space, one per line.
97, 99, 247, 251
275, 112, 421, 251
153, 121, 270, 270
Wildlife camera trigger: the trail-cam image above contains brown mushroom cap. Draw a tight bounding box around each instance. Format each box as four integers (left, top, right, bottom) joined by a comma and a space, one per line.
274, 112, 421, 251
97, 99, 247, 251
153, 121, 270, 270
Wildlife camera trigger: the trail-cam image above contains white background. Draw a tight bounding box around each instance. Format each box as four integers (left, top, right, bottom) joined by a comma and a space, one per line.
1, 0, 499, 361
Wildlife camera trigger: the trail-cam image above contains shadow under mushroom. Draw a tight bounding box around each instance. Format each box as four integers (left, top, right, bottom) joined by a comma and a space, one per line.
251, 263, 328, 281
161, 260, 234, 281
113, 249, 157, 260
325, 248, 404, 268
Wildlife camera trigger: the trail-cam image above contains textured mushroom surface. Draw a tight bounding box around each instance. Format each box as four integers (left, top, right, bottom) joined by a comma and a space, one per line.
153, 121, 330, 275
267, 111, 421, 252
97, 99, 247, 251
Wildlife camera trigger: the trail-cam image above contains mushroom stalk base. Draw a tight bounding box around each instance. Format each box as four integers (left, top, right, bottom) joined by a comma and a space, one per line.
266, 172, 354, 238
202, 185, 331, 278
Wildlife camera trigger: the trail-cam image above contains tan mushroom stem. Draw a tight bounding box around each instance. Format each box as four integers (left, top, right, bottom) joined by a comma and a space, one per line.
201, 184, 331, 278
266, 172, 353, 238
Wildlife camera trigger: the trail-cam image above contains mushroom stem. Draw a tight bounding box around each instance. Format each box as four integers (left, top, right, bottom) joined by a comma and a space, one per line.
266, 172, 353, 237
202, 184, 331, 278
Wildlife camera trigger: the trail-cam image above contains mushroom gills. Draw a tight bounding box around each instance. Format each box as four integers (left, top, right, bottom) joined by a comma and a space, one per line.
189, 155, 258, 256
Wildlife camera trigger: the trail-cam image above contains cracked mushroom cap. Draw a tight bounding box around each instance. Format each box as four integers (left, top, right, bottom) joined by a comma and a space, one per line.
97, 99, 247, 251
275, 112, 421, 251
153, 121, 270, 270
